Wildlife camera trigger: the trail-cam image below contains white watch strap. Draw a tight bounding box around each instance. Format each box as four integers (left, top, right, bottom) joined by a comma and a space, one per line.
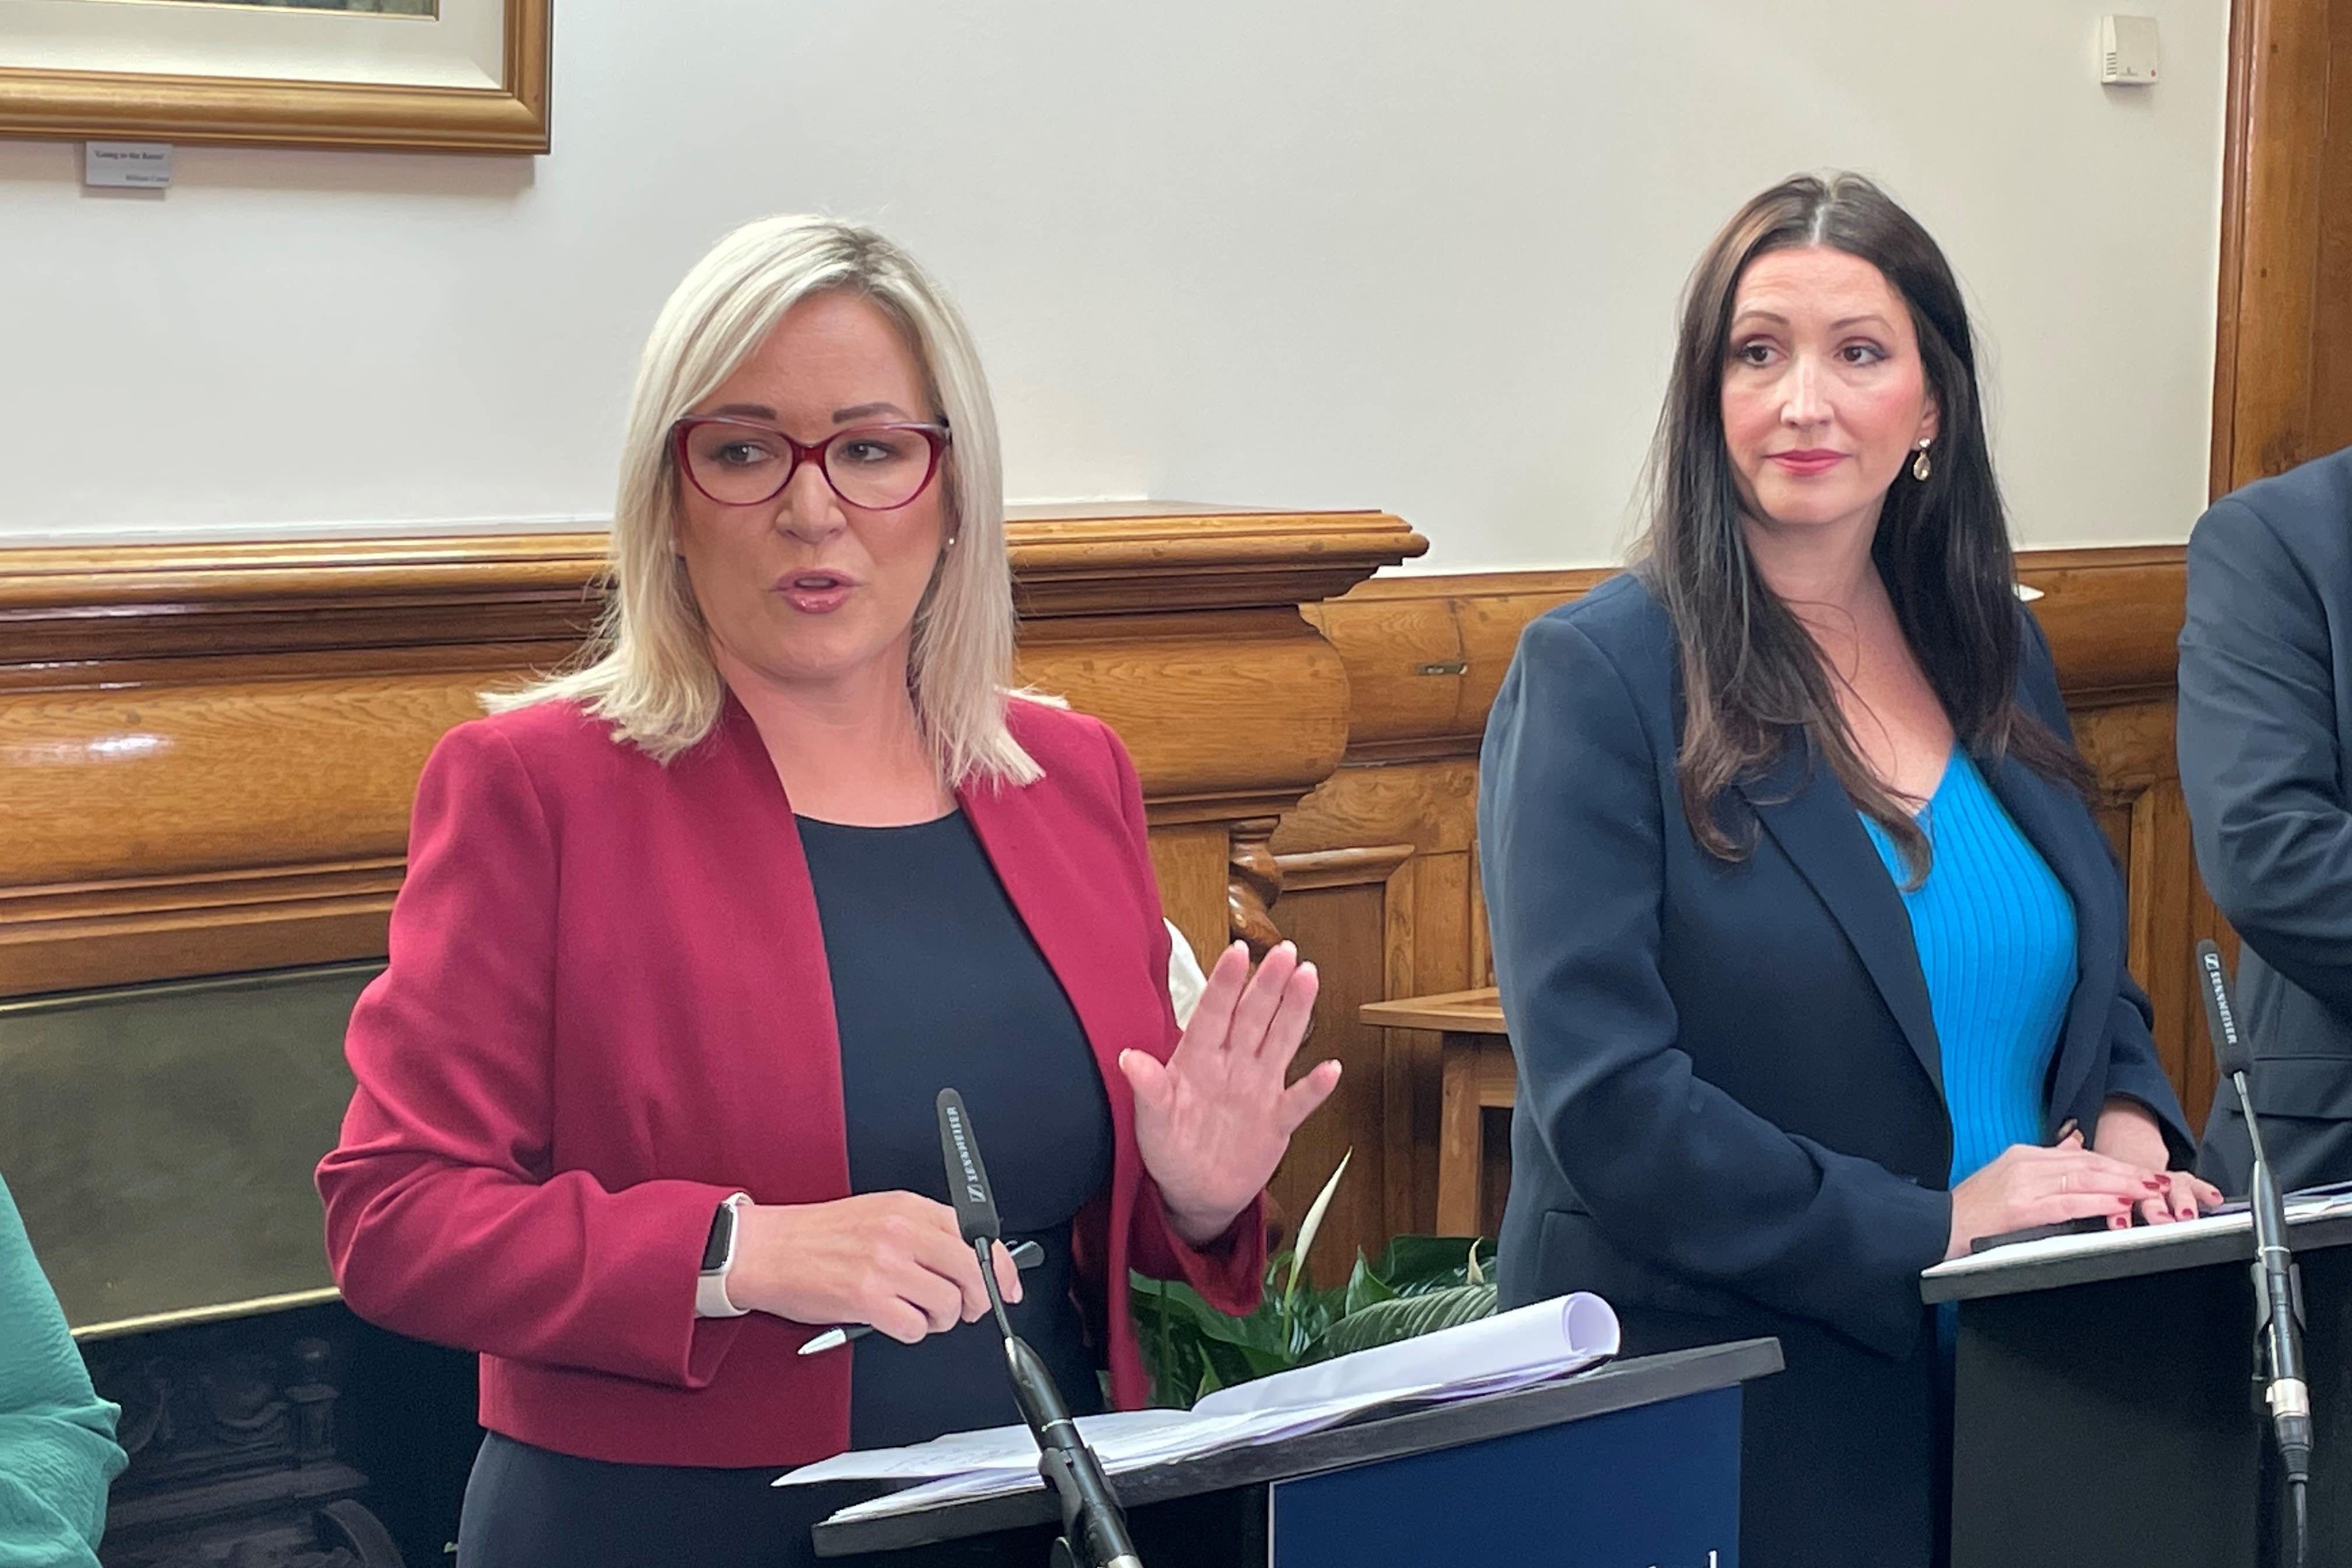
695, 1192, 753, 1319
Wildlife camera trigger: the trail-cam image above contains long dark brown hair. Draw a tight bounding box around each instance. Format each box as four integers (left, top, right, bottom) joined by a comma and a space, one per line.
1636, 172, 2091, 876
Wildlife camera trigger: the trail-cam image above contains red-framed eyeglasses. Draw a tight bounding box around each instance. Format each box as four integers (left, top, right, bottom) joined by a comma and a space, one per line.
670, 418, 951, 511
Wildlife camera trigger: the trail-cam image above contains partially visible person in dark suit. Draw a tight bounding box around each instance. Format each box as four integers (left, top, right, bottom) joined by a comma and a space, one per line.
0, 1168, 127, 1568
1481, 173, 2216, 1568
2179, 443, 2352, 1196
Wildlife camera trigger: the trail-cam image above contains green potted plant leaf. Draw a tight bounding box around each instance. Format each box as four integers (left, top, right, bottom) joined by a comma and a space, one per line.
1130, 1152, 1500, 1408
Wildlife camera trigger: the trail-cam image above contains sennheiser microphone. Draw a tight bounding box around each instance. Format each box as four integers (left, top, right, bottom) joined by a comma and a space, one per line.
936, 1086, 1003, 1246
2195, 943, 2315, 1507
934, 1090, 1143, 1568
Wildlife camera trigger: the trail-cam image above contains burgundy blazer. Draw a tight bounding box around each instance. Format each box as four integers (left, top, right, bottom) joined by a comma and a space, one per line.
317, 693, 1265, 1468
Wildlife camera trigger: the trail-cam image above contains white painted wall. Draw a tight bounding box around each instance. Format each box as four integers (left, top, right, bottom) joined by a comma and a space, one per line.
0, 2, 2227, 569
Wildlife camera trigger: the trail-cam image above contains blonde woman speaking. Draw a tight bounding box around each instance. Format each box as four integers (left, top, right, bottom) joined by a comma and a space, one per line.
318, 216, 1338, 1567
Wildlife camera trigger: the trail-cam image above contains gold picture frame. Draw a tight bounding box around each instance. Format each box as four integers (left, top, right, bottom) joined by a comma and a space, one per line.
0, 0, 550, 154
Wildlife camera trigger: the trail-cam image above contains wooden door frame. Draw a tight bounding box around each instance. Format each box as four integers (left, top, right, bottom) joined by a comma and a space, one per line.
2212, 0, 2350, 495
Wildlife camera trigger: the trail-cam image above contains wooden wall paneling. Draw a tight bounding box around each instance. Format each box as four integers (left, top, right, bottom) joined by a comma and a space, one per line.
1226, 819, 1287, 957
1395, 848, 1479, 1236
1446, 572, 1597, 735
2320, 10, 2352, 460
2094, 803, 2135, 866
1006, 509, 1425, 618
1011, 606, 1351, 807
3, 676, 486, 886
1378, 978, 1434, 1244
1458, 849, 1502, 1237
1302, 568, 1590, 762
2211, 0, 2255, 489
1143, 824, 1231, 975
1275, 757, 1480, 862
0, 671, 540, 993
1275, 743, 1484, 1245
2129, 779, 2232, 1130
2020, 552, 2231, 1135
1466, 849, 1492, 991
1316, 550, 2185, 743
1296, 588, 1462, 752
2213, 0, 2352, 494
0, 510, 1426, 999
1262, 845, 1416, 1284
2074, 699, 2227, 1129
2015, 548, 2185, 702
0, 537, 600, 997
1007, 601, 1355, 970
1477, 1105, 1513, 1242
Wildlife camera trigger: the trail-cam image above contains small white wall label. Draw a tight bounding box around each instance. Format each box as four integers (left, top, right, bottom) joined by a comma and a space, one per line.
84, 142, 173, 190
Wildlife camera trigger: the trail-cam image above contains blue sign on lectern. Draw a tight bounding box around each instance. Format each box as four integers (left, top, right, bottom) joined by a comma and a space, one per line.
1268, 1385, 1740, 1568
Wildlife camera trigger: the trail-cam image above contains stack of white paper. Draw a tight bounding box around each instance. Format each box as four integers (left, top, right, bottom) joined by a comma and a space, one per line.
1188, 1290, 1622, 1416
777, 1292, 1620, 1525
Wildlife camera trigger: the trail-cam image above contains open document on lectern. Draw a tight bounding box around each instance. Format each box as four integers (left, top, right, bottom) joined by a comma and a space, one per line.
773, 1292, 1620, 1520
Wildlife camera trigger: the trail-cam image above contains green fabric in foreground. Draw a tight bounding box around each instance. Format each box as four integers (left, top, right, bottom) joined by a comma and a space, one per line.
0, 1171, 125, 1568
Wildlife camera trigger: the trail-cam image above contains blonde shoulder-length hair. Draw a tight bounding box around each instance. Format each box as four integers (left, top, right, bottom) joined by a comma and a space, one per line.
491, 213, 1040, 787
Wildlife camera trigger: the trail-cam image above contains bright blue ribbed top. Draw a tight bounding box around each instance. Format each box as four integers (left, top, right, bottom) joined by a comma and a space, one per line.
1860, 752, 2077, 1185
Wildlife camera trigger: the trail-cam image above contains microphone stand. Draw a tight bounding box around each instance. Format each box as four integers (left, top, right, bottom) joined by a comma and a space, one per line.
2197, 942, 2314, 1568
972, 1239, 1143, 1568
937, 1088, 1143, 1568
2241, 1107, 2313, 1568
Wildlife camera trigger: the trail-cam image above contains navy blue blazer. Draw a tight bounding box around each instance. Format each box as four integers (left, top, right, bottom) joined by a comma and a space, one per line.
2180, 443, 2352, 1195
1480, 572, 2189, 1568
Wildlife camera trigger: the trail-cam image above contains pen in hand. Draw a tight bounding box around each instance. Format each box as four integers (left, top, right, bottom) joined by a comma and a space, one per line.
797, 1238, 1044, 1356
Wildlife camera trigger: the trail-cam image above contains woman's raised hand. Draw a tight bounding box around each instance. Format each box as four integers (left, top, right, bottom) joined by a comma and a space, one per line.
728, 1193, 1020, 1342
1119, 940, 1340, 1247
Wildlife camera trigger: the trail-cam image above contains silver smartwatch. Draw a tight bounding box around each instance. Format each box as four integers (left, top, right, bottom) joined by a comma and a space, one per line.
695, 1191, 754, 1318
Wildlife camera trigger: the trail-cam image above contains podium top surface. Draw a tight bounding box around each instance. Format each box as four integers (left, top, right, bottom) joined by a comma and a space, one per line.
811, 1337, 1782, 1558
1922, 1204, 2352, 1304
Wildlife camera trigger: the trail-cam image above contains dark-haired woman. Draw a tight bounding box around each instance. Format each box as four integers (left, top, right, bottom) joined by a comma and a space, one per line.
1481, 173, 2218, 1568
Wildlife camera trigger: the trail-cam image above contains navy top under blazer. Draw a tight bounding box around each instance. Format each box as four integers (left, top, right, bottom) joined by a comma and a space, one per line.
1481, 572, 2190, 1568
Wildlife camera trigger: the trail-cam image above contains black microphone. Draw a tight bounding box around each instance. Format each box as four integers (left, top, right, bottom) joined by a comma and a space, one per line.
934, 1090, 1142, 1568
937, 1086, 1003, 1244
2195, 943, 2314, 1499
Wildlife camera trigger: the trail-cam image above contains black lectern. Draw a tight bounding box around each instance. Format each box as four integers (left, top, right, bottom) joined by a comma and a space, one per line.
808, 1339, 1782, 1567
1924, 1208, 2352, 1568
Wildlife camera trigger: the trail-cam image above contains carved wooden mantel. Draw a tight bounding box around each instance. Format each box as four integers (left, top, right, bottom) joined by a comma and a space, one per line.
0, 509, 1427, 999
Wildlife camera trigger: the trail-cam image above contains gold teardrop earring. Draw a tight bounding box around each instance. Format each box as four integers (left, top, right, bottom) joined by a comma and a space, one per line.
1912, 440, 1933, 482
